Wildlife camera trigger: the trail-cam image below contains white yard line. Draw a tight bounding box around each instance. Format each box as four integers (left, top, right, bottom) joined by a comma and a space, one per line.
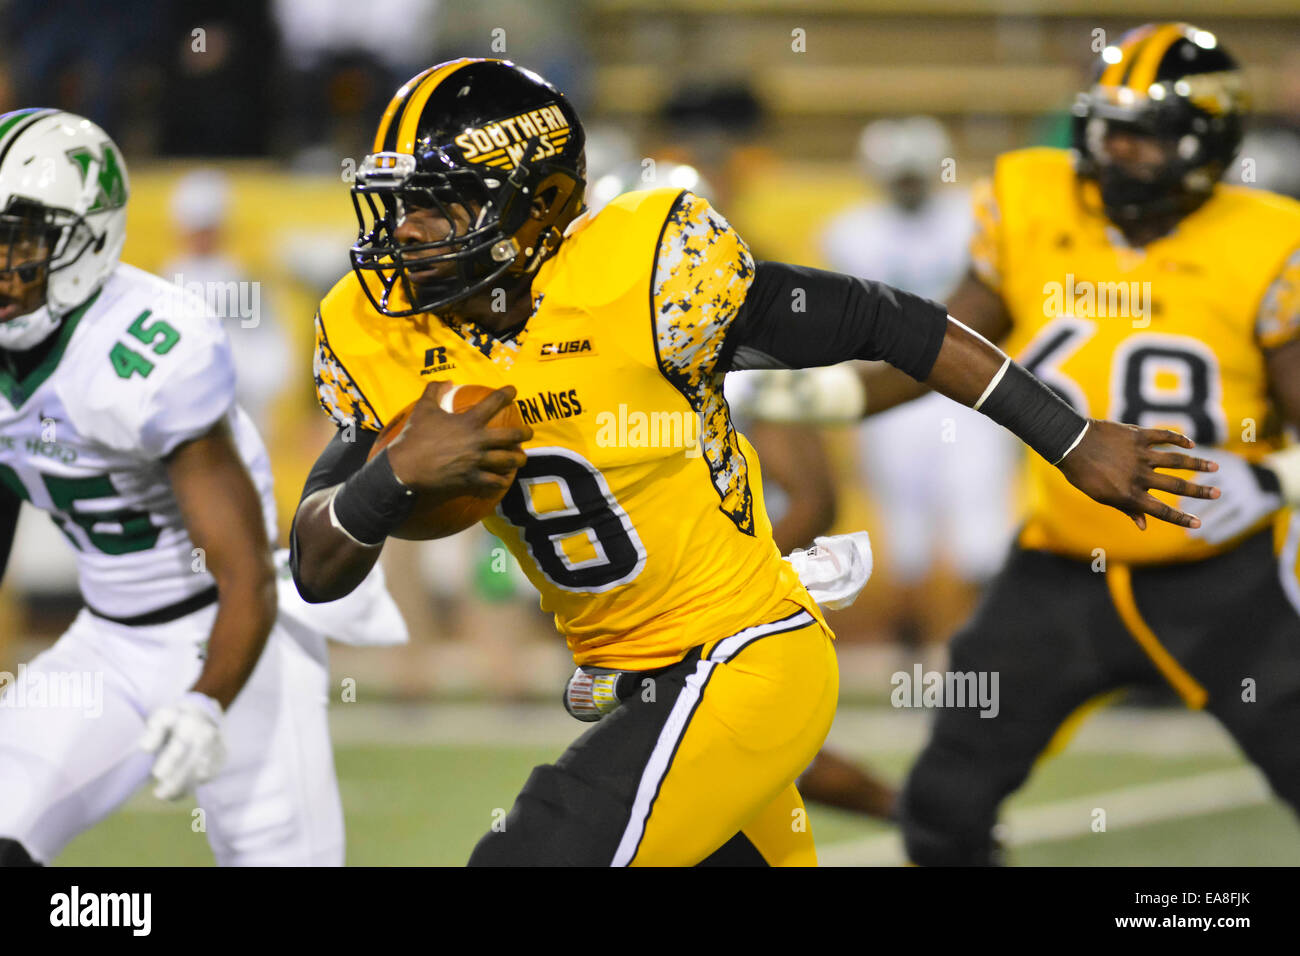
322, 701, 1242, 758
817, 766, 1273, 866
113, 706, 1253, 825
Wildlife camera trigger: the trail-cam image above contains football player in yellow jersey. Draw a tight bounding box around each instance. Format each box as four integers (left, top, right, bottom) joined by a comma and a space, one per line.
846, 23, 1300, 864
287, 58, 1217, 866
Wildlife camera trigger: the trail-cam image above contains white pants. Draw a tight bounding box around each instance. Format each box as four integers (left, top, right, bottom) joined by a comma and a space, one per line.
859, 393, 1020, 584
0, 604, 344, 865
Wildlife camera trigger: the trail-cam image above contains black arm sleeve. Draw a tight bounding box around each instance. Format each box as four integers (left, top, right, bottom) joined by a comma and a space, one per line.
0, 491, 20, 583
289, 426, 380, 596
720, 260, 949, 381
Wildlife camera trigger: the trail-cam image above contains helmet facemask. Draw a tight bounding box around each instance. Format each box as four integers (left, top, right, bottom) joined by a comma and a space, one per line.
1074, 89, 1233, 226
0, 195, 101, 278
350, 142, 584, 318
0, 198, 102, 348
1071, 26, 1245, 232
0, 110, 130, 344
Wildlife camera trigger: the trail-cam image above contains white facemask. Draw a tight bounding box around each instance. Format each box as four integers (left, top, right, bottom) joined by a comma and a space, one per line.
0, 303, 61, 351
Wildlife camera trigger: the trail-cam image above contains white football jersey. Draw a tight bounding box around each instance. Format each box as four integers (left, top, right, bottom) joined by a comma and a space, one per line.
0, 263, 276, 618
820, 190, 972, 301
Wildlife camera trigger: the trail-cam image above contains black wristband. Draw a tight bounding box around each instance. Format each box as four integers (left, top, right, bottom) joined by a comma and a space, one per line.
977, 361, 1089, 465
330, 449, 416, 546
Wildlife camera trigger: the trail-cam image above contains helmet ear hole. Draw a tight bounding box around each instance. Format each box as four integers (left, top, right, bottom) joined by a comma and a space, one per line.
94, 233, 105, 253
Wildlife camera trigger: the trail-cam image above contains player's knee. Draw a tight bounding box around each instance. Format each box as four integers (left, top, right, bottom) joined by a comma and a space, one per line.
0, 837, 42, 866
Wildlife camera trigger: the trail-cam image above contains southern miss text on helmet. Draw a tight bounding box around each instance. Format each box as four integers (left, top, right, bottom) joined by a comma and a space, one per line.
350, 58, 587, 318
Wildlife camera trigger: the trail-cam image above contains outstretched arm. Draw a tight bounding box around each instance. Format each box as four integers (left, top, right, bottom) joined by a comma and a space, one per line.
853, 269, 1013, 416
723, 260, 1219, 530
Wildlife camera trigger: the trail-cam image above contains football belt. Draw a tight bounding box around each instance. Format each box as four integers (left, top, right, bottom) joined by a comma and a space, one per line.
561, 530, 877, 721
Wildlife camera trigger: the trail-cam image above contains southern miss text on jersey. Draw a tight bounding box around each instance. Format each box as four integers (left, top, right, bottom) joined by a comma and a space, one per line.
971, 147, 1300, 564
0, 264, 276, 617
314, 188, 821, 669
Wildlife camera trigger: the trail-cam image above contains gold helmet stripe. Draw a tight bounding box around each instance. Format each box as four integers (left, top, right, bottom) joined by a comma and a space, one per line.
372, 65, 441, 154
393, 58, 496, 155
1127, 22, 1188, 92
1098, 26, 1155, 87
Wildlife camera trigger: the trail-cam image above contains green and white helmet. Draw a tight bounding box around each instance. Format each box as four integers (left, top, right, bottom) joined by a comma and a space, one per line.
0, 109, 129, 349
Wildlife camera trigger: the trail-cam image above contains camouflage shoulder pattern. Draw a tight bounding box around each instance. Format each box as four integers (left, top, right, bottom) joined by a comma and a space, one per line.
650, 191, 758, 533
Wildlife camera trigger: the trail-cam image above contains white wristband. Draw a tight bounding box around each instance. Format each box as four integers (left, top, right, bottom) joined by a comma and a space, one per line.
973, 357, 1011, 412
328, 487, 384, 549
1052, 420, 1090, 465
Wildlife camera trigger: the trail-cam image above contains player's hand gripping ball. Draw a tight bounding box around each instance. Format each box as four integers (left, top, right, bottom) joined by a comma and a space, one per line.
371, 383, 530, 539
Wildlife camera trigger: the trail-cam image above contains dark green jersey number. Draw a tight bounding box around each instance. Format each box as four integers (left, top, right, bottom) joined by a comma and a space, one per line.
0, 463, 158, 554
110, 310, 181, 380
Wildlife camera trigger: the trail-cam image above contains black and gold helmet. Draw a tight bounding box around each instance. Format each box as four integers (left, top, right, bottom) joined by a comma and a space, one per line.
350, 58, 586, 317
1071, 23, 1245, 226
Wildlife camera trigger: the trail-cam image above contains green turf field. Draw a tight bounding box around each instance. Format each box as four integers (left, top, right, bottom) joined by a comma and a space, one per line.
56, 704, 1300, 866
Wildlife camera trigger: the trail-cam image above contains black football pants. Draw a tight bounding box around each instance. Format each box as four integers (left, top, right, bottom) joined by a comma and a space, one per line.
899, 523, 1300, 865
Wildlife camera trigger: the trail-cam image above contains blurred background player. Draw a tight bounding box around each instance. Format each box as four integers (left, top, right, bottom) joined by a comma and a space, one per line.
821, 116, 1018, 648
0, 110, 404, 867
852, 24, 1300, 865
161, 167, 292, 437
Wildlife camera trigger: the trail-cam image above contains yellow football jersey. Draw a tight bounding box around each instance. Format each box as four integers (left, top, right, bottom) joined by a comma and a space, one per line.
313, 187, 822, 668
972, 147, 1300, 564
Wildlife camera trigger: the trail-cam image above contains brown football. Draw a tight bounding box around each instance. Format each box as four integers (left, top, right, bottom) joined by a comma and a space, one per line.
368, 384, 525, 540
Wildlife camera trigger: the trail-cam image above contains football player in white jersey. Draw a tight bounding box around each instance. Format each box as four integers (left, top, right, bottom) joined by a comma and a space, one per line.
0, 109, 403, 866
821, 116, 1019, 643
